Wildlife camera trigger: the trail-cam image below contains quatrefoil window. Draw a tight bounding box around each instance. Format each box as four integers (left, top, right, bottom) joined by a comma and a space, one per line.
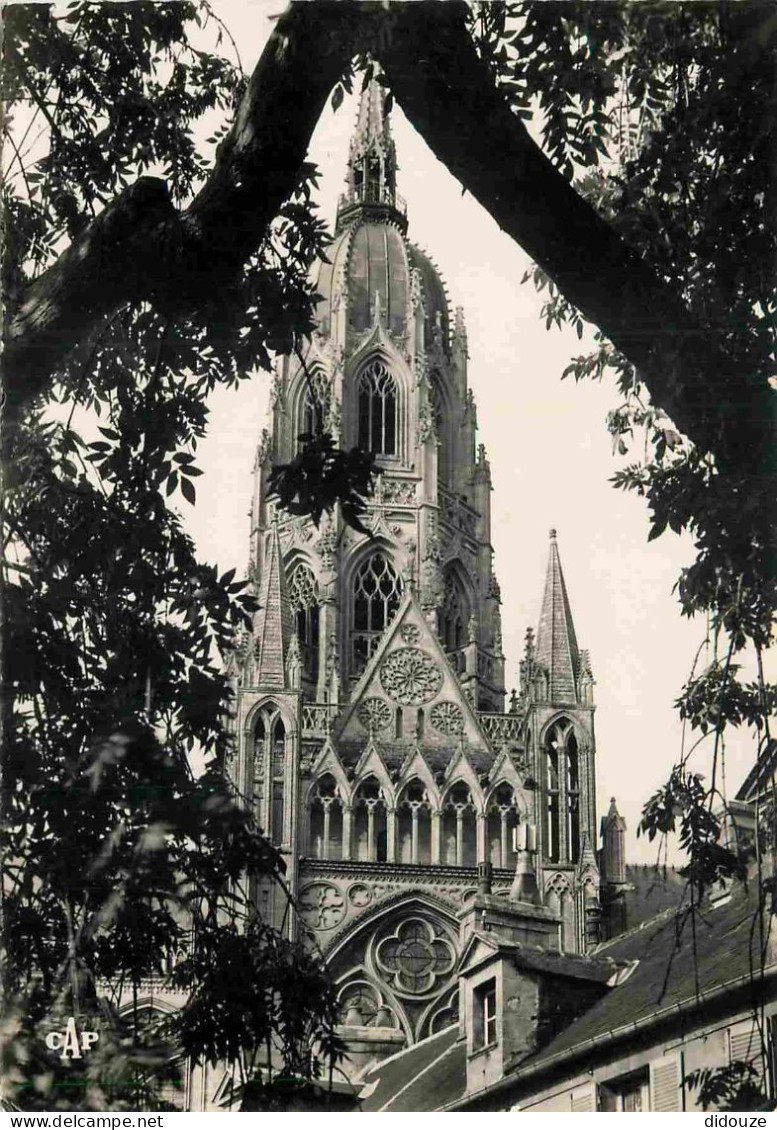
375, 918, 456, 996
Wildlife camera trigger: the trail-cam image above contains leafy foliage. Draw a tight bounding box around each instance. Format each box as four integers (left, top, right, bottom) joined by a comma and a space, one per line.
686, 1062, 766, 1113
268, 432, 377, 535
2, 1, 340, 1111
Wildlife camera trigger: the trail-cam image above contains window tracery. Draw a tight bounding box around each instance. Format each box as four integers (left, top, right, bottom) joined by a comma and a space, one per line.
251, 708, 287, 845
288, 563, 320, 683
353, 777, 388, 862
357, 359, 397, 455
352, 551, 403, 675
299, 370, 331, 442
442, 783, 477, 867
397, 779, 432, 864
544, 720, 582, 864
374, 919, 456, 996
308, 773, 343, 860
438, 569, 470, 669
486, 784, 520, 870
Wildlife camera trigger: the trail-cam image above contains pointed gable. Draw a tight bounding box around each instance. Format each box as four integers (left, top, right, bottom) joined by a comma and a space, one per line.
535, 528, 581, 703
336, 592, 491, 757
254, 522, 292, 688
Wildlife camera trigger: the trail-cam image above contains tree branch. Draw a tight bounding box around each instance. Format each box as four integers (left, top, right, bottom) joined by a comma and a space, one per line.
376, 1, 776, 476
2, 1, 357, 415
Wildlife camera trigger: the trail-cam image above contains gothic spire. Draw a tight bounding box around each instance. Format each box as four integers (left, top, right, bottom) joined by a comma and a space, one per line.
535, 528, 581, 703
336, 73, 406, 234
253, 520, 293, 688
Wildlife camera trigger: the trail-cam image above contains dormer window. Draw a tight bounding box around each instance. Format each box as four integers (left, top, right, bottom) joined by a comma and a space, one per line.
474, 978, 497, 1049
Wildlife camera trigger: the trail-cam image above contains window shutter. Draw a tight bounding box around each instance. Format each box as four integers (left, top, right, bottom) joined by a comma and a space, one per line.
570, 1084, 595, 1112
729, 1019, 764, 1083
650, 1055, 682, 1111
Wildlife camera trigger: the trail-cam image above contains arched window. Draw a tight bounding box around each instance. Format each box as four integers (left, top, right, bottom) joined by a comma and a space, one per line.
352, 551, 403, 675
270, 717, 285, 847
353, 777, 388, 862
299, 371, 331, 444
358, 359, 397, 455
253, 715, 266, 830
308, 774, 343, 860
429, 372, 450, 484
396, 780, 432, 864
544, 720, 581, 865
486, 784, 520, 870
567, 733, 581, 865
442, 783, 477, 867
546, 875, 576, 953
438, 569, 469, 665
546, 737, 560, 863
288, 563, 319, 684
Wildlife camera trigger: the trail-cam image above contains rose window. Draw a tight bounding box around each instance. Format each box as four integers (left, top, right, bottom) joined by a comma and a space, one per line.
430, 700, 464, 736
375, 919, 456, 996
380, 647, 443, 705
358, 696, 393, 733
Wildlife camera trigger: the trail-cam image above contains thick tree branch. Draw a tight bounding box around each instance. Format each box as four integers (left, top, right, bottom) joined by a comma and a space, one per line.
4, 1, 774, 482
377, 1, 776, 476
2, 2, 357, 414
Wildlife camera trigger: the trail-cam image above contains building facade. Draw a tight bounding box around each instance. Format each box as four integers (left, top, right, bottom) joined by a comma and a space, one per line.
229, 80, 602, 1068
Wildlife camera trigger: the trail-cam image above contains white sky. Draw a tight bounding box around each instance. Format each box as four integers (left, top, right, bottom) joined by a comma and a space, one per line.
182, 0, 767, 865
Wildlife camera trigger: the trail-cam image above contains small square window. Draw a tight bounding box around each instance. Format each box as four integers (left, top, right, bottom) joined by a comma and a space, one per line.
473, 978, 497, 1050
598, 1070, 649, 1112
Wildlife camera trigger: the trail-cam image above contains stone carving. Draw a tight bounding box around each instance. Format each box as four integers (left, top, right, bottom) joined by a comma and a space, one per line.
417, 403, 437, 445
430, 701, 465, 737
347, 883, 373, 908
374, 918, 456, 997
380, 647, 443, 705
256, 427, 270, 466
400, 624, 421, 645
358, 697, 393, 733
382, 478, 417, 507
299, 882, 346, 930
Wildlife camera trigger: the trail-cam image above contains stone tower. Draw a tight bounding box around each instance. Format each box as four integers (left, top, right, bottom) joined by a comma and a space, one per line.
232, 81, 600, 1066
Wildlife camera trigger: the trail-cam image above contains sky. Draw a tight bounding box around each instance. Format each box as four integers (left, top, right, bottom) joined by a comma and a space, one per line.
180, 0, 766, 865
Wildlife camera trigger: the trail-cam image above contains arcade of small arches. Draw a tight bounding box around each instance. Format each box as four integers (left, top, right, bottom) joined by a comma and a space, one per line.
306, 772, 524, 870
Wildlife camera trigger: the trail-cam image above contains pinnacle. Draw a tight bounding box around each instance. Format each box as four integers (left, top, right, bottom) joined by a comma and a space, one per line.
535, 530, 581, 703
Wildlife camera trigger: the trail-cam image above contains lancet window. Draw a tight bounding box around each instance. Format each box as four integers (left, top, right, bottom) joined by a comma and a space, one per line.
308, 774, 343, 860
352, 551, 403, 675
396, 780, 432, 865
438, 569, 469, 669
486, 784, 520, 870
357, 360, 397, 456
544, 720, 582, 865
429, 373, 450, 484
288, 563, 320, 684
299, 370, 331, 443
353, 777, 388, 862
253, 708, 286, 846
441, 783, 477, 867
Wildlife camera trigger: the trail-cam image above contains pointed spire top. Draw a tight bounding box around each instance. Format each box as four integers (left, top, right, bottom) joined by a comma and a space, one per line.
351, 72, 392, 159
535, 530, 581, 703
253, 523, 293, 689
337, 71, 407, 234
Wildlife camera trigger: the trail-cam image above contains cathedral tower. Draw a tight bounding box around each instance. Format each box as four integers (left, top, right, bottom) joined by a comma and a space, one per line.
232, 82, 599, 1065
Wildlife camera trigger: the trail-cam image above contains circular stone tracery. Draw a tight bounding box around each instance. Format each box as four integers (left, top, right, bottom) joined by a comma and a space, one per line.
430, 701, 464, 736
358, 697, 393, 733
375, 918, 456, 996
380, 647, 443, 705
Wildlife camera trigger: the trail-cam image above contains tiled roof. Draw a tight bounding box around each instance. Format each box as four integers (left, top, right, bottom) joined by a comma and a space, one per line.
510, 880, 766, 1079
358, 1024, 465, 1112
